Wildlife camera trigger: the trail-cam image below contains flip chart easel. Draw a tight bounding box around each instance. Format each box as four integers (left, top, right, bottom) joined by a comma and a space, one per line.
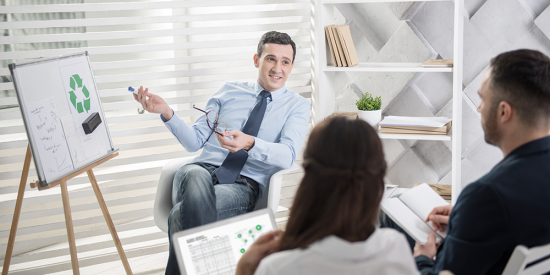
6, 52, 132, 274
2, 147, 133, 275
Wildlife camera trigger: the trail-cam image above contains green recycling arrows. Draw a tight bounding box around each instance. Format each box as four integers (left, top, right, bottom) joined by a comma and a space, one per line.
68, 74, 90, 114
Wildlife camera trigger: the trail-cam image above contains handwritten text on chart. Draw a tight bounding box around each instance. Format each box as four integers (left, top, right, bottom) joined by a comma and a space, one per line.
27, 97, 74, 182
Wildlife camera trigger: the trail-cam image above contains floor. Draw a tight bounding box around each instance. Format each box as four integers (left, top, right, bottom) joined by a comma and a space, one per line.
51, 215, 290, 275
38, 211, 290, 275
4, 171, 301, 275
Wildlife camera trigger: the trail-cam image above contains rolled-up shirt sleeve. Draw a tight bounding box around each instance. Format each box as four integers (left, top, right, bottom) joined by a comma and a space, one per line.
247, 99, 310, 169
163, 86, 224, 152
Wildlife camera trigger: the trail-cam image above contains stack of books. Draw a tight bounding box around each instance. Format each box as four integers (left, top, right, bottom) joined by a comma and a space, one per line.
379, 116, 452, 135
325, 112, 358, 120
421, 59, 453, 68
325, 25, 359, 67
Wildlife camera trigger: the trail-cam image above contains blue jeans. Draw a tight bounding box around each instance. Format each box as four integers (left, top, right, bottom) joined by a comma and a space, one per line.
165, 162, 259, 275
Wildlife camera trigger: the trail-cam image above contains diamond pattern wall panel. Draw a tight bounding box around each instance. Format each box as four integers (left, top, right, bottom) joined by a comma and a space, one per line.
333, 1, 550, 188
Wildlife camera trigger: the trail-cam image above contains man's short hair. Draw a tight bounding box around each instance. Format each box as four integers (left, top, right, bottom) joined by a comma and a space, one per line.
257, 31, 296, 63
490, 49, 550, 126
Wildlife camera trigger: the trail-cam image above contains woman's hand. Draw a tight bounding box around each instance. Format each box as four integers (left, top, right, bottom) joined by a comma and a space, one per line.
236, 230, 283, 275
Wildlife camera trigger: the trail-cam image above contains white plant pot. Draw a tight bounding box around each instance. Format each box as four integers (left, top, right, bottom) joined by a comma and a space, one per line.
357, 110, 382, 129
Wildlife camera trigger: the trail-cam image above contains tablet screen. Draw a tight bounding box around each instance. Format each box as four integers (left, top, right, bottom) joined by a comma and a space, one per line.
175, 212, 275, 275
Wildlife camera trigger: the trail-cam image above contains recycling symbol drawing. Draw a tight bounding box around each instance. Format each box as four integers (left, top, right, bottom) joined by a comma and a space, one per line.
68, 74, 90, 114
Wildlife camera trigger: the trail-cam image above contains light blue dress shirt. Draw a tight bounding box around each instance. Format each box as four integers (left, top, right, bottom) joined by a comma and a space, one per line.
162, 81, 311, 197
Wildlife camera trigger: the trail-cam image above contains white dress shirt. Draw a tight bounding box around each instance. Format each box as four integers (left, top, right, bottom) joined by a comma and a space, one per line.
255, 228, 420, 275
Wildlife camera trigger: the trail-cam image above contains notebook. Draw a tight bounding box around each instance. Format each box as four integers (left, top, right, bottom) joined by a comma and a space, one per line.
380, 183, 450, 244
173, 209, 276, 275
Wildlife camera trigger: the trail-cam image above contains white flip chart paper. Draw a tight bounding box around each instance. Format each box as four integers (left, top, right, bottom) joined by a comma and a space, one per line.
27, 97, 74, 182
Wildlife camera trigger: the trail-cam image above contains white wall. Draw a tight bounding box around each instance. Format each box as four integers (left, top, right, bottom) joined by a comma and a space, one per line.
330, 0, 550, 188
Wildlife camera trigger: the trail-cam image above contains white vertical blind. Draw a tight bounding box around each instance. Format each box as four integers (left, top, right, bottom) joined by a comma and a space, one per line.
0, 0, 311, 273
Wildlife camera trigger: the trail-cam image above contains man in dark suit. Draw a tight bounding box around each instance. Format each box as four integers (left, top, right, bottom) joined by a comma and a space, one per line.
413, 49, 550, 274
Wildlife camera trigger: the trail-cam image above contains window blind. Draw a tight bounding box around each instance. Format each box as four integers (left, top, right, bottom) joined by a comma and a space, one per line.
0, 0, 311, 273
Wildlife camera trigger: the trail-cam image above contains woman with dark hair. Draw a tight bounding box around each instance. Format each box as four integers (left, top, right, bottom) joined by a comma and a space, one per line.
236, 116, 419, 275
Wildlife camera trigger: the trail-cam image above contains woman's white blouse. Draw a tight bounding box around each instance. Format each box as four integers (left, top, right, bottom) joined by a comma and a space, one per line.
255, 228, 420, 275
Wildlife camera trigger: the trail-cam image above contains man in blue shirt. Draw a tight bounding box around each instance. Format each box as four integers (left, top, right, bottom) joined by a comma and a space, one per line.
413, 49, 550, 274
134, 31, 310, 275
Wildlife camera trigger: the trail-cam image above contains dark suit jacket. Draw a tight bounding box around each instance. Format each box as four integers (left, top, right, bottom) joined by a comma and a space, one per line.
416, 136, 550, 275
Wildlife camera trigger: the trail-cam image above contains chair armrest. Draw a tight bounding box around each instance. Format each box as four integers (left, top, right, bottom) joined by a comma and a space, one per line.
267, 163, 302, 212
154, 156, 196, 233
502, 245, 530, 275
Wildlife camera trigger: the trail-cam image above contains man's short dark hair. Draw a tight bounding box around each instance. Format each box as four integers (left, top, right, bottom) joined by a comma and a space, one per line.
490, 49, 550, 126
257, 31, 296, 63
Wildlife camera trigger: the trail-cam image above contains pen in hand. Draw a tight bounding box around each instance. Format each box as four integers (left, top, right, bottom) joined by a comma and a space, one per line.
128, 86, 139, 95
130, 86, 146, 114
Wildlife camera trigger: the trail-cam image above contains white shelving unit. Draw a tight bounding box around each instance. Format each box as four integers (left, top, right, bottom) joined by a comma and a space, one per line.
323, 62, 453, 72
313, 0, 464, 203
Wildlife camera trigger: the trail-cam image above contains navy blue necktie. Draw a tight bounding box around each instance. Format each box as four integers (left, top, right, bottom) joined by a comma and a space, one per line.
215, 90, 272, 184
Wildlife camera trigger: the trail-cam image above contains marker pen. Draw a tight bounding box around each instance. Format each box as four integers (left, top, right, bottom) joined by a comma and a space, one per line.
128, 86, 139, 95
130, 86, 146, 114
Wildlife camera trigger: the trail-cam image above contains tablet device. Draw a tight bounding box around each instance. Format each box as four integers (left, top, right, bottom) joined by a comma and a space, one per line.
172, 208, 276, 275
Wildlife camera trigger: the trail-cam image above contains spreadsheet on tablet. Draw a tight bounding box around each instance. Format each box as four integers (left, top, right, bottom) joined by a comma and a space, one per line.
173, 209, 275, 275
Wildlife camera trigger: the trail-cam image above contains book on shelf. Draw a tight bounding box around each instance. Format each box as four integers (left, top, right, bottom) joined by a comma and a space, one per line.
334, 26, 351, 66
325, 112, 358, 120
331, 25, 348, 67
413, 183, 451, 200
380, 127, 450, 135
324, 26, 338, 67
336, 25, 359, 66
379, 116, 452, 135
380, 183, 450, 244
325, 24, 359, 67
422, 59, 454, 67
329, 25, 343, 67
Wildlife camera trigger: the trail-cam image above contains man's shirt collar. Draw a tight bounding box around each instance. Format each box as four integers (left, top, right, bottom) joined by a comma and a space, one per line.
506, 135, 550, 160
255, 81, 287, 101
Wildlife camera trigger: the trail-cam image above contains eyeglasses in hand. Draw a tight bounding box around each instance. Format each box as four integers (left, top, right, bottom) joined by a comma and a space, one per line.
193, 105, 227, 136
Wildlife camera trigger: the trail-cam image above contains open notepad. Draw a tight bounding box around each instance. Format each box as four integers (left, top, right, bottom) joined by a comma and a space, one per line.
381, 183, 450, 244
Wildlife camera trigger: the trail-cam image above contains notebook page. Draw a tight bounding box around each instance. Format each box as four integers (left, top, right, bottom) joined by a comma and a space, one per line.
399, 183, 450, 238
381, 198, 442, 244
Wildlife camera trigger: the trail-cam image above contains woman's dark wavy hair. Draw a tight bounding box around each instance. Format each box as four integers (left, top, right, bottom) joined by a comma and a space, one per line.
278, 116, 386, 251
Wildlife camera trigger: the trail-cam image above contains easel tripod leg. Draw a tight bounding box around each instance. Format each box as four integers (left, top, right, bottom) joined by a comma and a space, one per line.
87, 170, 133, 275
60, 180, 80, 275
2, 146, 32, 275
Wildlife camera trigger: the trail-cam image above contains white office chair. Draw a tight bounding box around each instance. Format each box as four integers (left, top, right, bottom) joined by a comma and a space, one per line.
153, 156, 300, 233
502, 243, 550, 275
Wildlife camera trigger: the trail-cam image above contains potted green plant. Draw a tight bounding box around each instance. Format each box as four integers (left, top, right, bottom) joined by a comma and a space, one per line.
356, 92, 382, 128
